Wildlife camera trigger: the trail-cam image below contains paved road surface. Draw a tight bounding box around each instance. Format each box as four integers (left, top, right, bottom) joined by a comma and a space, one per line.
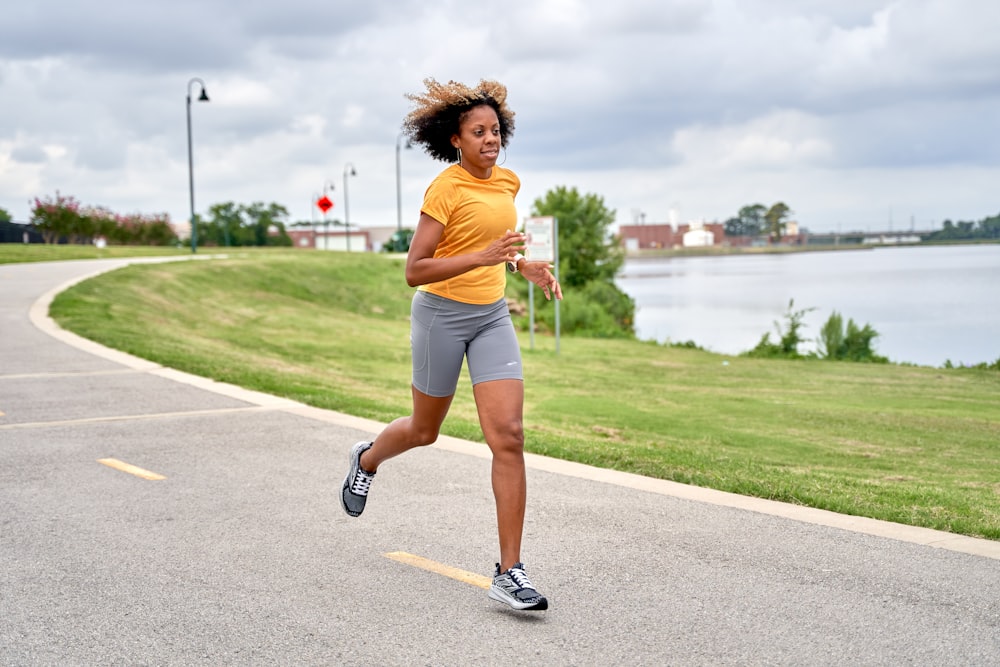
2, 258, 998, 666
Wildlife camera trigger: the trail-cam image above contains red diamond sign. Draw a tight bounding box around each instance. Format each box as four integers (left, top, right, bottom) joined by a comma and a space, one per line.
316, 195, 334, 213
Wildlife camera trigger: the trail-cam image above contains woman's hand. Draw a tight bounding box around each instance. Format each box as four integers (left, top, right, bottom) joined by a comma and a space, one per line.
482, 230, 526, 266
521, 261, 563, 301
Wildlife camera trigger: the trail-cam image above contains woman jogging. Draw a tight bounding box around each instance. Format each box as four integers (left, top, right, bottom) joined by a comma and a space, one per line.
340, 78, 561, 611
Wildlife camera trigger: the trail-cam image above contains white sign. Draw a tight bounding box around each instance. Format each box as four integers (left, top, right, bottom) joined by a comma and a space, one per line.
523, 216, 555, 262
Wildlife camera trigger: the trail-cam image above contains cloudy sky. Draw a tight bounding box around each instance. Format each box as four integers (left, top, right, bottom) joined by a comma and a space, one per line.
2, 0, 998, 234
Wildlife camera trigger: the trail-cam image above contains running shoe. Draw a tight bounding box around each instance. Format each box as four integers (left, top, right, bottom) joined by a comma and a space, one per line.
488, 562, 549, 611
340, 441, 375, 517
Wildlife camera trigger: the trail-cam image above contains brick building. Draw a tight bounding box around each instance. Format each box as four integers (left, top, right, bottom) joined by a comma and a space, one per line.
619, 222, 725, 250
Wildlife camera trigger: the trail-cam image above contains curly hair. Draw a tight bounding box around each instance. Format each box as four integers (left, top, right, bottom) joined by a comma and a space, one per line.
402, 78, 516, 163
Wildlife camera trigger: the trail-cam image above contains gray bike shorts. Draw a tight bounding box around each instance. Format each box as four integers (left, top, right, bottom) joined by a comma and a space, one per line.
410, 291, 523, 397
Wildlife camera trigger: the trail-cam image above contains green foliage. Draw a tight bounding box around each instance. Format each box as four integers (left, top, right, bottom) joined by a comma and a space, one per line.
819, 311, 888, 363
723, 202, 792, 241
30, 193, 81, 243
818, 311, 845, 358
926, 211, 1000, 241
765, 202, 791, 243
748, 301, 889, 363
202, 201, 292, 247
943, 356, 1000, 371
513, 279, 634, 338
0, 207, 11, 222
724, 203, 766, 237
382, 228, 414, 252
29, 192, 177, 246
530, 186, 624, 288
744, 299, 814, 359
515, 186, 634, 338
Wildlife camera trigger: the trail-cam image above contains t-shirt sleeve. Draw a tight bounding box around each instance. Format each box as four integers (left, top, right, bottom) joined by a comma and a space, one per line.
421, 175, 458, 226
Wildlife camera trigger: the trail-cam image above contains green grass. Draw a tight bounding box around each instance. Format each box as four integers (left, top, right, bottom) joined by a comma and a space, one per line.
0, 243, 195, 264
47, 250, 1000, 540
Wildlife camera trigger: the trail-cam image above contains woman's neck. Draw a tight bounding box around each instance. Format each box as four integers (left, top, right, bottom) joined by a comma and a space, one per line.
458, 162, 492, 180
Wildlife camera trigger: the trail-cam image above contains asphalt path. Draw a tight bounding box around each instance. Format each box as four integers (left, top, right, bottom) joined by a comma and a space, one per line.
2, 257, 998, 666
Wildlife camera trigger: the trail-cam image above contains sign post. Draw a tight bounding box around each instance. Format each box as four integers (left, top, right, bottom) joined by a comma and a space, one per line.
522, 216, 560, 354
316, 195, 334, 250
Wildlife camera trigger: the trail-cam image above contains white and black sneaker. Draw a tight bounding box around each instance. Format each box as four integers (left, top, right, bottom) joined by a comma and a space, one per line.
340, 441, 375, 517
488, 562, 548, 611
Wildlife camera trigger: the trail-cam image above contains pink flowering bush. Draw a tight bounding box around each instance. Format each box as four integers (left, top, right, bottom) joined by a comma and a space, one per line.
29, 192, 177, 246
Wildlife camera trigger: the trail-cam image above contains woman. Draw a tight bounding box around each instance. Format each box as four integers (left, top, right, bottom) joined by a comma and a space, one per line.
340, 78, 561, 611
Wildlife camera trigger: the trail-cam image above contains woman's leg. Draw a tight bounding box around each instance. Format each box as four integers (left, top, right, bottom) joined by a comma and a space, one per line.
472, 378, 526, 572
360, 385, 453, 472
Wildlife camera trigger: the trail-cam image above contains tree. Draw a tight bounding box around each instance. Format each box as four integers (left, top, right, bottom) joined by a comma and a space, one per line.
31, 193, 81, 244
0, 207, 12, 223
515, 186, 634, 337
723, 203, 766, 237
530, 186, 623, 288
244, 202, 292, 247
205, 202, 243, 246
765, 202, 791, 244
982, 213, 1000, 239
26, 192, 175, 245
204, 201, 292, 247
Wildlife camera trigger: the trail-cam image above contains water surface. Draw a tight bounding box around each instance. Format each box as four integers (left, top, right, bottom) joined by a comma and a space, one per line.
616, 245, 1000, 367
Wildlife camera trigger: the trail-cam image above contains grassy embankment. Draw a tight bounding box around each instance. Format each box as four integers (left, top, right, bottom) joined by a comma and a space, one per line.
0, 243, 192, 264
28, 247, 1000, 541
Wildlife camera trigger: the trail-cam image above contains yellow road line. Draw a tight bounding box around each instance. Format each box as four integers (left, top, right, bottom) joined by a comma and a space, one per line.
384, 551, 491, 589
97, 458, 166, 481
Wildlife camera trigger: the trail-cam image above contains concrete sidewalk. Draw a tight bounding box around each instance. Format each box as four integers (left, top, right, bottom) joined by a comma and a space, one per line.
2, 257, 998, 666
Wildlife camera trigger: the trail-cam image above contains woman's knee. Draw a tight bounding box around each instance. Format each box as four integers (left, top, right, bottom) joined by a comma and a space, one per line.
406, 418, 441, 447
489, 419, 525, 455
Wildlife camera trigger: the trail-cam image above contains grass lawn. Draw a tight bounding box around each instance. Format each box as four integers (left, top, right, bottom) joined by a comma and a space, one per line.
44, 249, 1000, 541
0, 243, 194, 264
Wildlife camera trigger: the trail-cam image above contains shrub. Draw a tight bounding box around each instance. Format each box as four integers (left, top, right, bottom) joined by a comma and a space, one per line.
509, 279, 635, 339
744, 299, 814, 359
818, 311, 888, 363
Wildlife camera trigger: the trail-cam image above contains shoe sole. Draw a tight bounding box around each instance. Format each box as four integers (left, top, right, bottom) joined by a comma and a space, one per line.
488, 587, 549, 611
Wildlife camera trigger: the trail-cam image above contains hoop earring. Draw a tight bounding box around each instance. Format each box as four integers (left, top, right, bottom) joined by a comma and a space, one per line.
498, 147, 507, 166
456, 147, 462, 164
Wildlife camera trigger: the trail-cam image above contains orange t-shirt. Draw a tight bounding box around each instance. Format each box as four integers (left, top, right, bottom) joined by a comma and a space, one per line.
418, 164, 520, 304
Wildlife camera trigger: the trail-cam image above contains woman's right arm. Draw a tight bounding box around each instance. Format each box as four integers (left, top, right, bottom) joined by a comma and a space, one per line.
404, 213, 524, 287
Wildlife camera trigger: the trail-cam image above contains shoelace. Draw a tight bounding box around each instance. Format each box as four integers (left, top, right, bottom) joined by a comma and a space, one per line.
350, 468, 375, 496
508, 567, 535, 591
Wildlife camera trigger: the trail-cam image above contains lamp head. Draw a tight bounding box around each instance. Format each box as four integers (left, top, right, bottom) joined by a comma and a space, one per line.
198, 88, 210, 102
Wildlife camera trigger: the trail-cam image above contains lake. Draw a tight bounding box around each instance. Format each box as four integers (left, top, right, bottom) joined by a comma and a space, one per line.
615, 244, 1000, 367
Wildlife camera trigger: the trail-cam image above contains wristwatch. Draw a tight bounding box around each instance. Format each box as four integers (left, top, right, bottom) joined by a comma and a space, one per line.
506, 253, 525, 273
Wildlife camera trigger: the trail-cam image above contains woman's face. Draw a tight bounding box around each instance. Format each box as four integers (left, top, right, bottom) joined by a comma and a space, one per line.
452, 104, 501, 178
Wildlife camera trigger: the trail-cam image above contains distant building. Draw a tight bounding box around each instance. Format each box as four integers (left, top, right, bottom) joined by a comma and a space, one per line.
683, 221, 715, 247
171, 220, 192, 241
619, 221, 724, 250
285, 224, 399, 252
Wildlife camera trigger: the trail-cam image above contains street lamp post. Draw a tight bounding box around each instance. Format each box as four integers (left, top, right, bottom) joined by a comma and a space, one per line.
395, 133, 412, 232
186, 77, 210, 253
343, 163, 357, 252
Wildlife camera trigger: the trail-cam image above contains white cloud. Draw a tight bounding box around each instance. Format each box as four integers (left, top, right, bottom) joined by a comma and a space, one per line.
1, 0, 998, 232
673, 111, 834, 169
